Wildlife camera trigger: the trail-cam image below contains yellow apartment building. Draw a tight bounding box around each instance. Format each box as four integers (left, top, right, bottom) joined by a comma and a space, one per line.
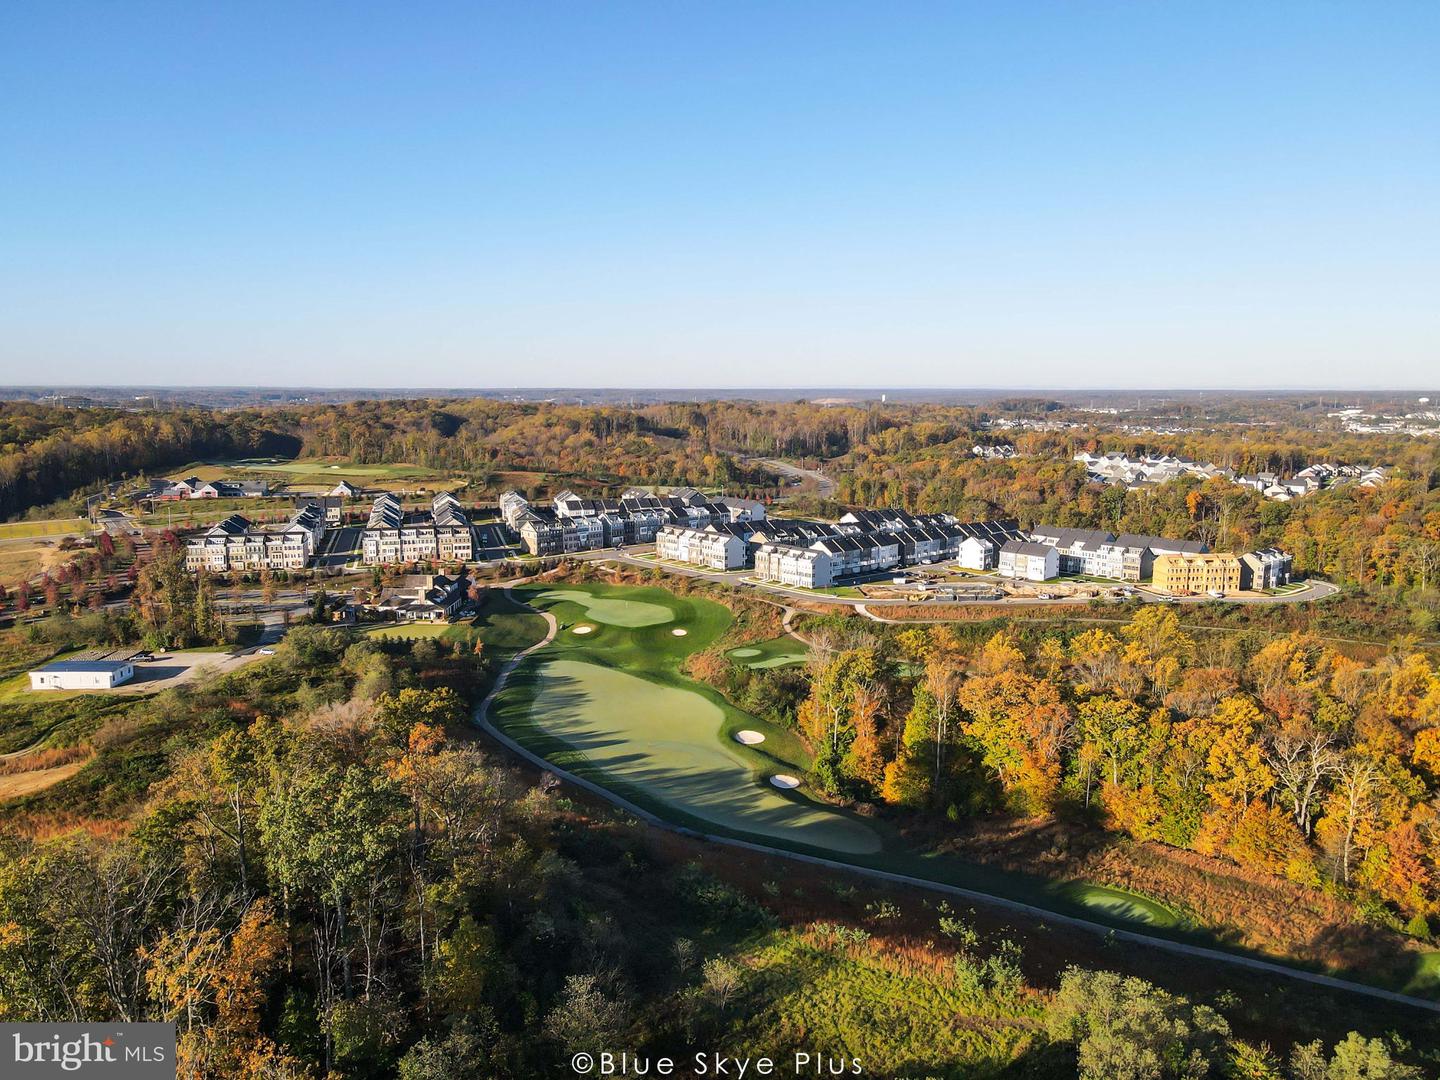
1152, 552, 1242, 594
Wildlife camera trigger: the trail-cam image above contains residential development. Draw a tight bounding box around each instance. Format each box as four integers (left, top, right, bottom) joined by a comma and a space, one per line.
1152, 552, 1243, 595
184, 504, 327, 571
361, 492, 475, 565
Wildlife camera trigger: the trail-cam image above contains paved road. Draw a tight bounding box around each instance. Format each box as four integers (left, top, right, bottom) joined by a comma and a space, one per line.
754, 457, 836, 499
473, 594, 1439, 1016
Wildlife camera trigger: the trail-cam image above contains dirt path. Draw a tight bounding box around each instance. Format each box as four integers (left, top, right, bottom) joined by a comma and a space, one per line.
0, 759, 88, 800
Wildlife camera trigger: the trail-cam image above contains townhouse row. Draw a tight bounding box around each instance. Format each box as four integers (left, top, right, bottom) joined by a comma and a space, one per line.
360, 492, 475, 564
184, 503, 327, 571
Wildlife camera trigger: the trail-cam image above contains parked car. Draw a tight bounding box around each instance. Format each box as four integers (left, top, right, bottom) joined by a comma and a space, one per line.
1207, 590, 1226, 599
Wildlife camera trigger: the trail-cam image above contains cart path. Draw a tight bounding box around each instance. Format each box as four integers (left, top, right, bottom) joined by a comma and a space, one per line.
474, 594, 1440, 1017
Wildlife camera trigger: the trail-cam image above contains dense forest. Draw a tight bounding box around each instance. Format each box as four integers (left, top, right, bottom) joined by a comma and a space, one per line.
698, 606, 1440, 974
0, 403, 295, 520
0, 614, 1430, 1078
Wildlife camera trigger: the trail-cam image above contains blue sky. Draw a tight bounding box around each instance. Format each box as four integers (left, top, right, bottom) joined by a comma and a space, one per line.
2, 2, 1436, 388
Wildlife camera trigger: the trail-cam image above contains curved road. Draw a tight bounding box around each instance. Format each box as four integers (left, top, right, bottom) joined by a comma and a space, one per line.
475, 589, 1438, 1016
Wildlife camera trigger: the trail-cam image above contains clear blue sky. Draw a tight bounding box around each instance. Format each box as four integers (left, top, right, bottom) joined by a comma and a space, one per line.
2, 2, 1436, 389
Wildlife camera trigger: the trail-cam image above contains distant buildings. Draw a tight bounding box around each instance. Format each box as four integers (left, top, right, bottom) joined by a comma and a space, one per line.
361, 492, 474, 565
138, 476, 272, 501
1026, 526, 1208, 583
971, 443, 1016, 460
1152, 553, 1242, 595
1074, 452, 1232, 490
503, 487, 765, 557
184, 504, 327, 571
1233, 463, 1391, 502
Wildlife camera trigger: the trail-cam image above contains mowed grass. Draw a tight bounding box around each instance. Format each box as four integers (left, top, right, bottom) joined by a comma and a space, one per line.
1052, 882, 1183, 928
496, 583, 881, 854
0, 518, 88, 539
519, 658, 880, 853
170, 457, 467, 491
728, 635, 810, 669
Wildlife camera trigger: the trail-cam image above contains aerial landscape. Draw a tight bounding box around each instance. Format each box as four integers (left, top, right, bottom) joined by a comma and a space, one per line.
3, 4, 1440, 1080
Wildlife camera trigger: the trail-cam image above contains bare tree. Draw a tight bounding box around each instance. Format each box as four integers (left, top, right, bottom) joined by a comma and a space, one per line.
1265, 727, 1340, 836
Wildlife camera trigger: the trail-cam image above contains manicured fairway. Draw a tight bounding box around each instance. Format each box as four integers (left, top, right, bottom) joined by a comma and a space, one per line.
493, 583, 881, 853
532, 587, 676, 627
521, 658, 881, 854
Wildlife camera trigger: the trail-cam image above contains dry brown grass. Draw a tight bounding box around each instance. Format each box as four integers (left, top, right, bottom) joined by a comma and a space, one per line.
0, 759, 87, 801
0, 745, 89, 775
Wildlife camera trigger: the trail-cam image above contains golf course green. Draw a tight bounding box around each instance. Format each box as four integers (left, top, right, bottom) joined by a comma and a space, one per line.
532, 587, 677, 627
524, 658, 880, 853
1053, 882, 1183, 928
490, 582, 881, 854
727, 635, 810, 669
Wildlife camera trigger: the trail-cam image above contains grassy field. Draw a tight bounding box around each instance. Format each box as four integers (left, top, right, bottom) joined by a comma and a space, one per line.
168, 457, 470, 492
363, 590, 549, 659
492, 583, 881, 849
0, 530, 76, 586
0, 518, 88, 539
728, 635, 810, 669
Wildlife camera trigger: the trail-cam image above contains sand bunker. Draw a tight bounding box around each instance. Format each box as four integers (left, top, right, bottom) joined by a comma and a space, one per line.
734, 730, 766, 745
671, 627, 688, 636
770, 774, 801, 790
572, 625, 595, 635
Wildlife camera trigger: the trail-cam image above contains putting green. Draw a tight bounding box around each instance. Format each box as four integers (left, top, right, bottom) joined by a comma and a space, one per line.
533, 588, 675, 627
523, 658, 881, 854
1055, 883, 1182, 927
727, 636, 809, 670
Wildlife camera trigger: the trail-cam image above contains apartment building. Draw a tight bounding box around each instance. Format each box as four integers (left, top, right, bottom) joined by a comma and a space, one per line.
811, 533, 901, 578
1027, 526, 1209, 582
998, 540, 1058, 581
1152, 553, 1242, 595
1240, 548, 1293, 591
501, 487, 765, 555
656, 525, 748, 570
753, 543, 834, 589
361, 492, 475, 565
185, 504, 326, 571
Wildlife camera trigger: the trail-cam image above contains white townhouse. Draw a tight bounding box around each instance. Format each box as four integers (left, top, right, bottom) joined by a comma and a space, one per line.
361, 492, 475, 565
656, 525, 748, 570
185, 504, 327, 572
957, 535, 997, 570
998, 540, 1058, 582
753, 543, 834, 589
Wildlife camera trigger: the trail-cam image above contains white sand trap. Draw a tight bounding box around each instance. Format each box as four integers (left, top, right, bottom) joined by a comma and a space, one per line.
572, 625, 595, 635
671, 627, 688, 636
734, 730, 766, 746
770, 774, 801, 789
